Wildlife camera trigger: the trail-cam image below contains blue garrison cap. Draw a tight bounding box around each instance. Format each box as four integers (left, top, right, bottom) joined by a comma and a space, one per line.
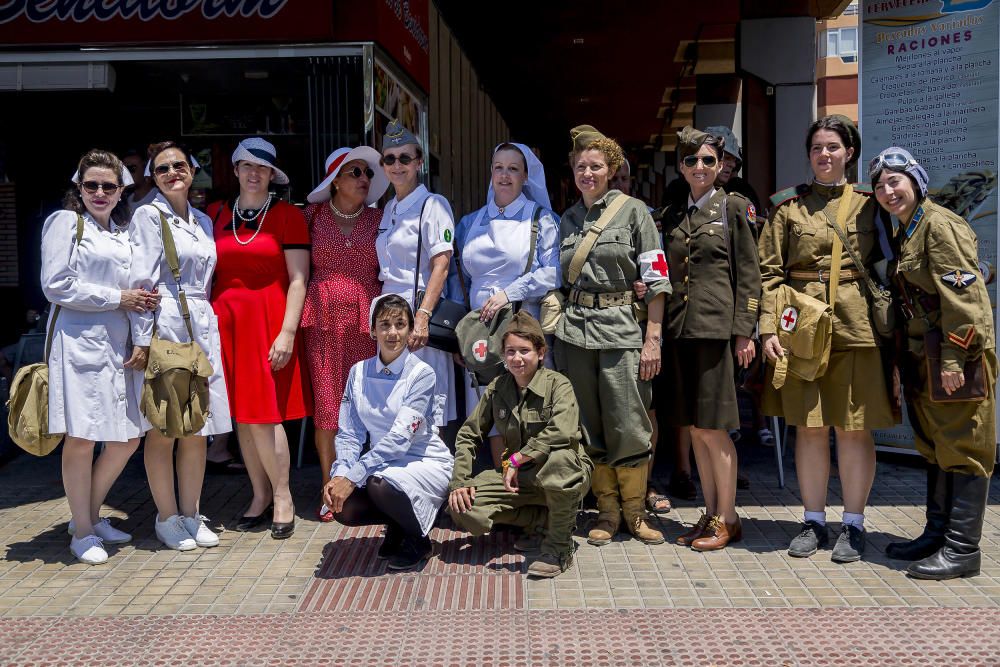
382, 119, 419, 151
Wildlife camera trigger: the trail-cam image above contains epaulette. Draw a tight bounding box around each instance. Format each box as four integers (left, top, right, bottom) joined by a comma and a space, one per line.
769, 183, 810, 208
852, 182, 873, 195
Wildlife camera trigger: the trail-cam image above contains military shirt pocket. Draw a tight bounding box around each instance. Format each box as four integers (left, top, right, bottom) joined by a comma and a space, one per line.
591, 228, 632, 283
691, 225, 727, 264
521, 406, 552, 440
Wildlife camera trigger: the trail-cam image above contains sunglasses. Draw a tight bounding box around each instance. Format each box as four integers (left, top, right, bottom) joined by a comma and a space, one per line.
380, 154, 417, 166
344, 166, 375, 179
868, 152, 917, 177
681, 155, 718, 168
153, 160, 190, 176
81, 181, 123, 195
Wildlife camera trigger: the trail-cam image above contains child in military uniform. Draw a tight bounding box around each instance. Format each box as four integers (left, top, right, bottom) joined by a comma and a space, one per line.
448, 312, 593, 577
871, 147, 997, 580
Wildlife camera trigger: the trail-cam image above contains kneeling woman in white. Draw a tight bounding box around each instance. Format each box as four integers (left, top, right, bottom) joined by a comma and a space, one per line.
131, 141, 232, 551
450, 142, 559, 425
323, 294, 454, 571
43, 149, 160, 564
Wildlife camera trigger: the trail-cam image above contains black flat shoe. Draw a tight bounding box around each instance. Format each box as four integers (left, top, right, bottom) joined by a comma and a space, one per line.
236, 504, 272, 532
271, 518, 295, 540
387, 535, 432, 570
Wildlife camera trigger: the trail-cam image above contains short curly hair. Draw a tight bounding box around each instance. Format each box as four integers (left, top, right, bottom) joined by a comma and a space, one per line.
570, 137, 625, 177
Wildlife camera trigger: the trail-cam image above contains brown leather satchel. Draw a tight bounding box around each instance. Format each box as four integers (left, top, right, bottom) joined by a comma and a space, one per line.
924, 328, 987, 403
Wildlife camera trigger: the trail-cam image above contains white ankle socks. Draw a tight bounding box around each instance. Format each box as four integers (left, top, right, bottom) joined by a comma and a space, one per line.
842, 512, 865, 530
804, 511, 827, 526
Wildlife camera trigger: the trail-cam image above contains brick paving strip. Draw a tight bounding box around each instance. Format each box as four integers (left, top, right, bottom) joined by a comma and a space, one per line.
1, 608, 999, 665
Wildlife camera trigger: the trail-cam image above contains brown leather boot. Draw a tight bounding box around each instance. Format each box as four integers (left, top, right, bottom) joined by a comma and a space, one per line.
616, 465, 665, 545
676, 513, 711, 546
587, 464, 621, 546
691, 516, 743, 552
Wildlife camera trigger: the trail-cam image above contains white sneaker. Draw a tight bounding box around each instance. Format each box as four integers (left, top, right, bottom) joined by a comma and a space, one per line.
182, 515, 219, 547
68, 518, 131, 544
70, 534, 108, 565
155, 514, 197, 551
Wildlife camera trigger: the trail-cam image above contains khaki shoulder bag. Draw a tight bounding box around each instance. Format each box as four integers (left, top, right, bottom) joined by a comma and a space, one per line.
141, 211, 214, 438
539, 194, 630, 333
6, 215, 85, 455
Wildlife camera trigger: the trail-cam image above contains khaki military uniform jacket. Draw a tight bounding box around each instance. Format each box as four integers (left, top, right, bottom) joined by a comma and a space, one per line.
893, 199, 995, 371
663, 189, 761, 340
450, 367, 585, 491
758, 183, 882, 349
556, 190, 671, 350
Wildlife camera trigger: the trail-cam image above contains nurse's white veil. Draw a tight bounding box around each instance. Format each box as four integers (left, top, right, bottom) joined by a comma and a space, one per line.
485, 142, 551, 211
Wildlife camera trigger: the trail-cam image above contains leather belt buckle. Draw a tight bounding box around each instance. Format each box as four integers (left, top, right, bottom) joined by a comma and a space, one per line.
570, 289, 595, 308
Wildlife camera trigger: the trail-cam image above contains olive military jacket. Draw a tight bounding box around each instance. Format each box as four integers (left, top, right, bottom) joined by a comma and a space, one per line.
758, 183, 882, 349
556, 190, 671, 350
892, 199, 995, 371
662, 189, 761, 340
450, 367, 585, 491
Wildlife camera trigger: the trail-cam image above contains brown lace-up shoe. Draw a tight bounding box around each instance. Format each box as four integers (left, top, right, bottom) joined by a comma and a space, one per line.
691, 516, 743, 552
676, 513, 711, 546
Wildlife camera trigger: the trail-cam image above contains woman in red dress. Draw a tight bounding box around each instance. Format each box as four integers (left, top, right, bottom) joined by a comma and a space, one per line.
301, 146, 388, 521
208, 138, 313, 539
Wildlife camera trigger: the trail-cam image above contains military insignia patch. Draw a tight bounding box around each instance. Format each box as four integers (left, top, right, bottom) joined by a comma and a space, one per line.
408, 418, 423, 434
941, 269, 977, 290
499, 409, 507, 419
746, 203, 756, 225
472, 339, 488, 363
779, 306, 799, 332
747, 297, 759, 313
638, 250, 669, 280
948, 327, 976, 350
444, 229, 452, 242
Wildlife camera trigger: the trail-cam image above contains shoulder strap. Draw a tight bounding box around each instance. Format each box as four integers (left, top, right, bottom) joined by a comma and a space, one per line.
719, 195, 735, 286
823, 190, 883, 298
769, 183, 810, 208
44, 215, 86, 361
824, 186, 854, 311
568, 194, 630, 286
523, 203, 542, 275
157, 210, 195, 341
412, 196, 433, 303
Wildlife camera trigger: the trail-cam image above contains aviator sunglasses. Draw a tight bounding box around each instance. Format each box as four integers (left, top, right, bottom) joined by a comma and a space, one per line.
681, 155, 718, 168
380, 154, 417, 166
153, 160, 190, 176
81, 181, 123, 195
344, 166, 375, 179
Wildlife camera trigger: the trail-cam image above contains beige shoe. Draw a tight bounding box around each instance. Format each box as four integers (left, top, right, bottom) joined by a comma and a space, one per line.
587, 464, 621, 546
527, 552, 572, 578
617, 465, 666, 545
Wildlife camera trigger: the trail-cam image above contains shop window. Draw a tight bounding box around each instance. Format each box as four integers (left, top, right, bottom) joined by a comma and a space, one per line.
819, 27, 858, 63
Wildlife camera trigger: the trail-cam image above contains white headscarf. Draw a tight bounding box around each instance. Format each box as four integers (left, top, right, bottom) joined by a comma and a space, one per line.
485, 142, 551, 211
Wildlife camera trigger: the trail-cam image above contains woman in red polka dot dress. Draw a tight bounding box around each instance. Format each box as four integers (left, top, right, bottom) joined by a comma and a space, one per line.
301, 146, 389, 521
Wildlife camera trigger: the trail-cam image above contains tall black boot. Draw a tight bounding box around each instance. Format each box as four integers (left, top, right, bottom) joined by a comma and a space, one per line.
907, 473, 990, 580
886, 466, 950, 560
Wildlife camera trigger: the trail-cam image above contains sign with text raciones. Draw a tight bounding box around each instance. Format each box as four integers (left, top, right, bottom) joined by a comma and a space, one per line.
861, 0, 1000, 449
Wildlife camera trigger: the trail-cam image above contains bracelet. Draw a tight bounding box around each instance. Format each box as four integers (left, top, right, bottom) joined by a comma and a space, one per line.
417, 307, 434, 317
508, 453, 521, 469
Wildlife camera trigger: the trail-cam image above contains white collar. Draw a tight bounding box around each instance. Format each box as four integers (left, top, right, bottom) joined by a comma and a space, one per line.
82, 211, 126, 234
487, 193, 528, 219
374, 348, 409, 376
152, 192, 194, 225
687, 187, 717, 212
390, 184, 429, 217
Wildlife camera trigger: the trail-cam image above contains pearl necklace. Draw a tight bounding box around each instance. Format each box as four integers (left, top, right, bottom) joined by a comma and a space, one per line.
330, 200, 363, 220
232, 193, 273, 246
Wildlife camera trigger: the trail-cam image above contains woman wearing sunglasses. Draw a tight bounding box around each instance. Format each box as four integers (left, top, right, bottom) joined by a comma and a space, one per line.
205, 138, 312, 538
660, 127, 761, 551
376, 120, 457, 429
42, 149, 159, 564
758, 116, 894, 563
870, 147, 996, 580
301, 146, 389, 521
131, 141, 233, 550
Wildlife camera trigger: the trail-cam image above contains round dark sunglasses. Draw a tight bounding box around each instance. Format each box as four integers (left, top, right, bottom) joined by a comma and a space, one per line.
343, 166, 375, 179
153, 160, 190, 176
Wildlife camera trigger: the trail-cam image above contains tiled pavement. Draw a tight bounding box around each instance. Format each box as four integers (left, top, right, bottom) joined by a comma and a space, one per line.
2, 443, 1000, 664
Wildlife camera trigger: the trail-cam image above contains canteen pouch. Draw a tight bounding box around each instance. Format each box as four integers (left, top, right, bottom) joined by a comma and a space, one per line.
141, 211, 214, 438
771, 284, 833, 389
456, 304, 513, 384
6, 215, 86, 455
539, 290, 565, 334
